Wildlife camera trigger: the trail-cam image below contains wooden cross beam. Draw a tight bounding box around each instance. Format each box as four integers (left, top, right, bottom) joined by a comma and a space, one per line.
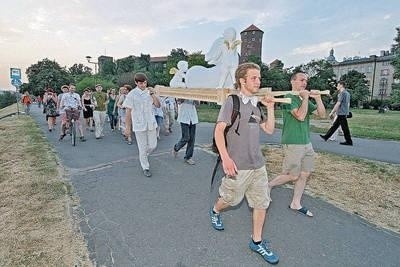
154, 86, 330, 105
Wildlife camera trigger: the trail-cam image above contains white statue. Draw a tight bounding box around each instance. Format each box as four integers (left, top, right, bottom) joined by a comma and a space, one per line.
206, 27, 241, 88
184, 27, 240, 89
169, 60, 188, 88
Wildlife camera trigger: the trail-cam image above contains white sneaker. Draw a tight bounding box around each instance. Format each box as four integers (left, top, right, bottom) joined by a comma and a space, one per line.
185, 158, 195, 165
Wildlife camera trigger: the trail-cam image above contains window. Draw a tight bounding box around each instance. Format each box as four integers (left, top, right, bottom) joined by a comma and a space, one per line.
379, 78, 388, 96
360, 66, 364, 73
244, 32, 247, 35
367, 66, 372, 73
382, 61, 390, 66
251, 38, 255, 41
381, 69, 389, 76
252, 31, 255, 34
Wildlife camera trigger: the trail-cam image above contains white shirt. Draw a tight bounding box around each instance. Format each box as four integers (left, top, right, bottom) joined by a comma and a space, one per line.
161, 97, 176, 111
123, 87, 157, 132
177, 100, 198, 124
62, 92, 81, 109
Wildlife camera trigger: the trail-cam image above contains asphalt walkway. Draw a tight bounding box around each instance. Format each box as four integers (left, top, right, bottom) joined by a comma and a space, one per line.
29, 105, 400, 266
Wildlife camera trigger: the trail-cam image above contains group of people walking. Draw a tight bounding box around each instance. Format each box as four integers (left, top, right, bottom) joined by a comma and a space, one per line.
28, 64, 354, 264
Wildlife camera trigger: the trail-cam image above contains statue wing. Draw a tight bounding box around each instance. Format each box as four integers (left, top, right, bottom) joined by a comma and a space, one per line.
205, 37, 224, 65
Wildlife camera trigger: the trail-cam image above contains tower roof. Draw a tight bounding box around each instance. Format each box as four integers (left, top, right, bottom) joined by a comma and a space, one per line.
241, 24, 264, 33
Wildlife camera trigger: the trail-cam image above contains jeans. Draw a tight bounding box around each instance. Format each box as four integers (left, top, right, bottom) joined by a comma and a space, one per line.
174, 122, 196, 160
108, 113, 118, 130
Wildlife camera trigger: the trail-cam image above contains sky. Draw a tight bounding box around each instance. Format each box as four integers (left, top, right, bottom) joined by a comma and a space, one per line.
0, 0, 399, 90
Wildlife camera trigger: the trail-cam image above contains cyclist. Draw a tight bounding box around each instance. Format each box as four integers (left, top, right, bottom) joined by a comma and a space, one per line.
59, 84, 86, 142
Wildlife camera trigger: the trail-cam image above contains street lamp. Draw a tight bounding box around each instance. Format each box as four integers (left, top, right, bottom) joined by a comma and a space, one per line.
86, 56, 98, 74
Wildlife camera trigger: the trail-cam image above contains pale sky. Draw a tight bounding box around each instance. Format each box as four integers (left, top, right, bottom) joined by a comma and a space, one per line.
1, 0, 399, 90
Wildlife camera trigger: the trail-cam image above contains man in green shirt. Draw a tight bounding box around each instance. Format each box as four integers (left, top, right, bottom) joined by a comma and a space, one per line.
92, 84, 108, 139
269, 71, 326, 217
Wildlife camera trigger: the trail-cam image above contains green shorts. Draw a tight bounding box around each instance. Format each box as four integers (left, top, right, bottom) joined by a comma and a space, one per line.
282, 143, 315, 176
219, 166, 271, 209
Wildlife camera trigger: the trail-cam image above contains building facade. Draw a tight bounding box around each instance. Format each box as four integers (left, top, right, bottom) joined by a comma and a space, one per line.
239, 24, 264, 63
329, 49, 395, 100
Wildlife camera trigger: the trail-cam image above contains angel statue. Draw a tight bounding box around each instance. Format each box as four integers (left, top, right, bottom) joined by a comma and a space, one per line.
205, 27, 241, 88
169, 60, 188, 88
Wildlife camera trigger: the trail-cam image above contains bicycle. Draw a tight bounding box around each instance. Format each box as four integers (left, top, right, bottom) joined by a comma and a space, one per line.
61, 108, 79, 146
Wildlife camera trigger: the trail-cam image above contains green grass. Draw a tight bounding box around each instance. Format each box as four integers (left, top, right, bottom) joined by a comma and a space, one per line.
198, 103, 400, 141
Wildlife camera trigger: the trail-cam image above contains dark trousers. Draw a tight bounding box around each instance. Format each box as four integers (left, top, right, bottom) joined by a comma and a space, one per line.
108, 114, 118, 130
174, 122, 196, 160
324, 115, 352, 144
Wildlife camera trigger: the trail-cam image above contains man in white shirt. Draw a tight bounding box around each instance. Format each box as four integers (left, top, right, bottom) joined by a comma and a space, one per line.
172, 99, 199, 165
59, 84, 86, 141
123, 73, 160, 177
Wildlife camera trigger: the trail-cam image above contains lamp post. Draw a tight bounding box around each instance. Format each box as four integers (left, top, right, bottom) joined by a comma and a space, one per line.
86, 56, 98, 74
86, 56, 98, 88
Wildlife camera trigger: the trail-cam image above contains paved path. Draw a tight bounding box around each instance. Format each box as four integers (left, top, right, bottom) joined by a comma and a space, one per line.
30, 106, 400, 266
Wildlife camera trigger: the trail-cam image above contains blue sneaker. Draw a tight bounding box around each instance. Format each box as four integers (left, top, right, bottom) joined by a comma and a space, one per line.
249, 240, 279, 264
209, 208, 224, 231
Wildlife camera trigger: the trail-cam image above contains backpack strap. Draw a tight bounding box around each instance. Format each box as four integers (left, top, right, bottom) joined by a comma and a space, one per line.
210, 94, 241, 190
257, 102, 265, 122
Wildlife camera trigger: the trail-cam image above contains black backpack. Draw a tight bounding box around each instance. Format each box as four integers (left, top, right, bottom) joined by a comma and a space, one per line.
210, 94, 265, 188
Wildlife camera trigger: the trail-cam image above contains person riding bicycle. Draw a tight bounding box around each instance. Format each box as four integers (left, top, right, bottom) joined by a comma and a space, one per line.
59, 84, 86, 142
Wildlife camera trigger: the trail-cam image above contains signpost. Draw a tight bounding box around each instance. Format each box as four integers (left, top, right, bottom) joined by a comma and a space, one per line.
10, 68, 22, 116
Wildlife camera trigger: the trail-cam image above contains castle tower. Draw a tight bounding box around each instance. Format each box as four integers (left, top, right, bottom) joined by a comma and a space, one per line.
240, 24, 264, 63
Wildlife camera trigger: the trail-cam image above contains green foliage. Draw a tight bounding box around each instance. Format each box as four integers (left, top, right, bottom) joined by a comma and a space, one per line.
296, 59, 337, 92
100, 60, 116, 76
76, 76, 116, 94
26, 58, 72, 95
166, 48, 188, 81
0, 91, 17, 109
188, 51, 209, 68
116, 56, 136, 74
340, 70, 370, 107
264, 68, 291, 90
390, 27, 400, 103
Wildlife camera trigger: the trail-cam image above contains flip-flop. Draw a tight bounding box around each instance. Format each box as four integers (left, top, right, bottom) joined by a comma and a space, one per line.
289, 206, 313, 217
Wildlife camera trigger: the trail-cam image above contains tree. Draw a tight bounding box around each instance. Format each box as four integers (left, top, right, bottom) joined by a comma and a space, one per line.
100, 60, 116, 76
135, 54, 151, 71
188, 51, 209, 68
165, 48, 188, 81
116, 56, 136, 74
69, 63, 91, 76
76, 77, 116, 94
390, 27, 400, 103
296, 59, 336, 92
340, 70, 370, 107
26, 58, 72, 95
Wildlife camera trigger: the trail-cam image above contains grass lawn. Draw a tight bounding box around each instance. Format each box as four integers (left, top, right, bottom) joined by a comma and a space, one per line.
198, 104, 400, 141
0, 104, 91, 266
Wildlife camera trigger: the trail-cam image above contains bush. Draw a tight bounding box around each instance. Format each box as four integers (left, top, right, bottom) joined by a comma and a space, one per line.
390, 103, 400, 110
0, 91, 17, 109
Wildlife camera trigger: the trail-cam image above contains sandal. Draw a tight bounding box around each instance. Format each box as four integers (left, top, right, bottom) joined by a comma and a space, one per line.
289, 205, 313, 217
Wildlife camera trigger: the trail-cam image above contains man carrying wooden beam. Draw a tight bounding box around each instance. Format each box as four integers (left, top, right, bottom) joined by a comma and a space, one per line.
209, 62, 279, 264
269, 71, 326, 217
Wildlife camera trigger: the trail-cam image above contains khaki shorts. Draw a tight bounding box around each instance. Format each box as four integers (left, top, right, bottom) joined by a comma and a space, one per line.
282, 143, 315, 176
219, 166, 271, 209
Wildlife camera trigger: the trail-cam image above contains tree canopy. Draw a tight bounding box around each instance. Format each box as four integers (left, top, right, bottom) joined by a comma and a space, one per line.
390, 27, 400, 103
340, 70, 370, 107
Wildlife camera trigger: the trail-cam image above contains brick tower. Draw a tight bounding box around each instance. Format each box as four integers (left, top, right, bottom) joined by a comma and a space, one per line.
240, 24, 264, 63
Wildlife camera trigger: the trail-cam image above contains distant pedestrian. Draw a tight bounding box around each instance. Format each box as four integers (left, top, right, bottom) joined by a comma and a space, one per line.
123, 73, 160, 177
92, 84, 108, 139
81, 88, 94, 132
320, 81, 353, 146
21, 91, 32, 115
106, 88, 118, 131
43, 88, 58, 132
161, 96, 177, 134
172, 99, 199, 165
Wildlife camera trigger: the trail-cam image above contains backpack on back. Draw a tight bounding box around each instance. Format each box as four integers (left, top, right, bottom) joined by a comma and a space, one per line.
210, 94, 265, 188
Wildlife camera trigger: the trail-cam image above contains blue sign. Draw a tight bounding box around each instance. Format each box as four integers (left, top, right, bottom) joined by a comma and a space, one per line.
11, 78, 22, 87
10, 68, 21, 79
